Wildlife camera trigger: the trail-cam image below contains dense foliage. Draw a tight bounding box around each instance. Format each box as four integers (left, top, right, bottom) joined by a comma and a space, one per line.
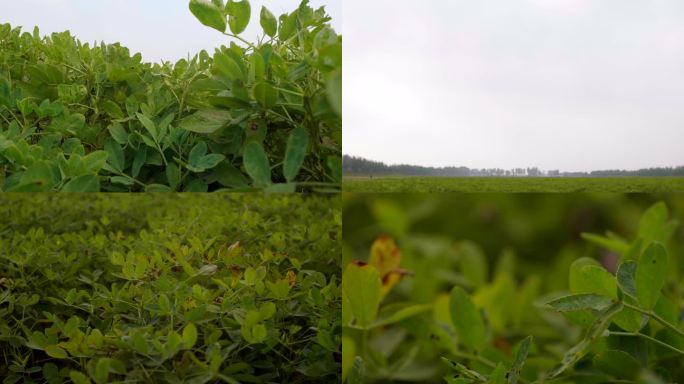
0, 0, 341, 192
342, 195, 684, 383
343, 155, 684, 178
0, 194, 341, 383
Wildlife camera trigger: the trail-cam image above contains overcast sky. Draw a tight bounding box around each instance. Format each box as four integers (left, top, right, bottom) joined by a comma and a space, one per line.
344, 0, 684, 172
0, 0, 341, 63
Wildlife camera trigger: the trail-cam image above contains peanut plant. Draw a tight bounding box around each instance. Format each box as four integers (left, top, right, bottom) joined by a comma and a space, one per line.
0, 0, 341, 192
342, 201, 683, 383
0, 194, 341, 383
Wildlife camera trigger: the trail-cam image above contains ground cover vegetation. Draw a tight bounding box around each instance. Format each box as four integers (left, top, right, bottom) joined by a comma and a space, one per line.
343, 176, 684, 193
0, 194, 341, 383
342, 194, 684, 383
0, 0, 341, 192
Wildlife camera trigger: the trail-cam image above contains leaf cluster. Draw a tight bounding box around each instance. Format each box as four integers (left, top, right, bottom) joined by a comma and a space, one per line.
0, 0, 341, 192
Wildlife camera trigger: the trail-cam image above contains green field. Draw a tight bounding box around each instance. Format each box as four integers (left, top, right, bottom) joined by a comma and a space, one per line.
0, 194, 341, 383
343, 176, 684, 192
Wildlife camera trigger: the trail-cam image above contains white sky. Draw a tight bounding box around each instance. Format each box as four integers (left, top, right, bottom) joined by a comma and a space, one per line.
343, 0, 684, 172
0, 0, 341, 63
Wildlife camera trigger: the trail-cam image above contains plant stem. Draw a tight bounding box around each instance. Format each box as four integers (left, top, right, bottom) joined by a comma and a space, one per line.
622, 302, 684, 339
222, 32, 256, 50
608, 331, 684, 356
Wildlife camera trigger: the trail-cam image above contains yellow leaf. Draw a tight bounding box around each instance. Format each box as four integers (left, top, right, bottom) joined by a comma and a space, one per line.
368, 235, 401, 278
380, 271, 403, 299
286, 270, 297, 288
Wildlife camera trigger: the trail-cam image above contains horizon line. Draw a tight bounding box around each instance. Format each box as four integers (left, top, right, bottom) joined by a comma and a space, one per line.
342, 154, 684, 174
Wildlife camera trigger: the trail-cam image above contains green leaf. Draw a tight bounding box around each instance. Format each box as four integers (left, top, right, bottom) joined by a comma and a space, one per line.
197, 154, 226, 171
214, 52, 246, 82
178, 110, 232, 134
244, 267, 256, 285
253, 81, 279, 109
131, 150, 146, 178
189, 0, 227, 32
638, 202, 667, 238
449, 286, 486, 352
102, 100, 124, 119
20, 161, 57, 191
45, 345, 68, 359
166, 163, 181, 189
258, 302, 276, 320
279, 12, 298, 41
636, 242, 668, 310
107, 123, 128, 145
62, 175, 100, 192
508, 336, 532, 384
227, 0, 251, 35
612, 295, 645, 332
81, 150, 109, 174
94, 358, 110, 384
182, 323, 198, 349
250, 51, 266, 80
266, 279, 291, 300
616, 261, 637, 299
43, 363, 59, 382
69, 371, 91, 384
158, 294, 171, 313
326, 69, 342, 116
545, 294, 614, 312
213, 161, 249, 188
188, 142, 208, 168
283, 126, 309, 182
136, 112, 158, 140
342, 263, 381, 328
593, 350, 640, 379
581, 232, 629, 254
167, 330, 183, 354
243, 142, 272, 187
569, 258, 617, 300
260, 6, 277, 37
104, 138, 124, 172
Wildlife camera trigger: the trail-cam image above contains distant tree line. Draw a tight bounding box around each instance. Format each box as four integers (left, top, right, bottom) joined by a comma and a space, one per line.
343, 155, 684, 177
